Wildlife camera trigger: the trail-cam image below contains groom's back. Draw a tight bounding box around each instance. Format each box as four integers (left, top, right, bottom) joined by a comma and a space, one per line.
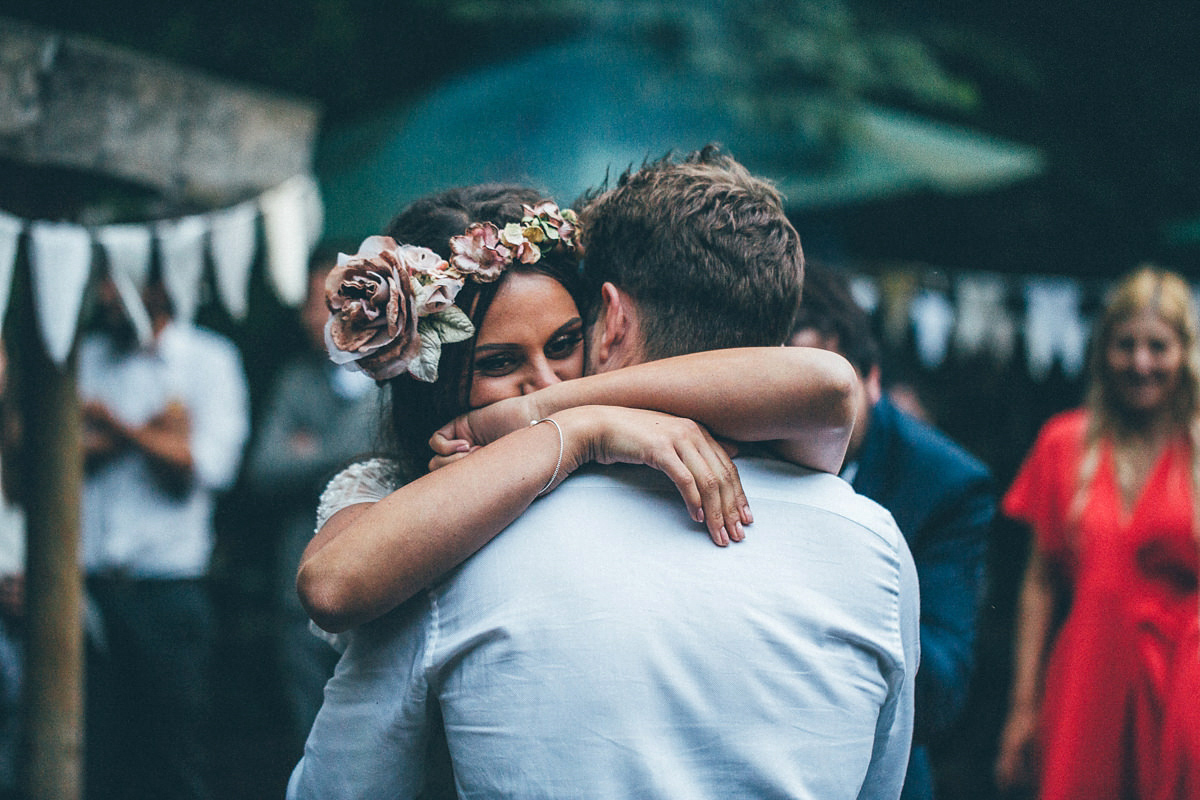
430, 457, 919, 799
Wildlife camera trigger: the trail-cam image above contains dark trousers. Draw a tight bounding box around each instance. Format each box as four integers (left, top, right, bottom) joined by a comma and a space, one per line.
86, 576, 215, 800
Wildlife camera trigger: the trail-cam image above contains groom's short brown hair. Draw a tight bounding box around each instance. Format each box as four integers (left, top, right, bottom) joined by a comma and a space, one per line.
578, 145, 804, 361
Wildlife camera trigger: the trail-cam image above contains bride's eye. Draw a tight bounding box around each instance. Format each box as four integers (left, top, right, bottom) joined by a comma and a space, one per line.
544, 329, 582, 360
473, 352, 520, 377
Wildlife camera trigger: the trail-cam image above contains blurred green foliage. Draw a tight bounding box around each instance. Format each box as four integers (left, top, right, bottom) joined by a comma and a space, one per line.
3, 0, 1199, 273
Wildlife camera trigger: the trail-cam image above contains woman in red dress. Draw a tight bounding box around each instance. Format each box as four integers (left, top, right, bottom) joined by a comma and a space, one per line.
995, 266, 1200, 800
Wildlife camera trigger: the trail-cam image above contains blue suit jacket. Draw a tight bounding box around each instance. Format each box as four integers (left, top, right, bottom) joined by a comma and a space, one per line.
849, 395, 995, 800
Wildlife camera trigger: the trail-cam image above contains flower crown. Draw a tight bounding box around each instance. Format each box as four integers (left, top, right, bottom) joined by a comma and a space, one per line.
325, 202, 579, 382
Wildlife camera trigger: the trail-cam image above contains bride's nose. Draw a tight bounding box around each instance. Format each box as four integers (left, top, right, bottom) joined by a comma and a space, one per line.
521, 357, 561, 394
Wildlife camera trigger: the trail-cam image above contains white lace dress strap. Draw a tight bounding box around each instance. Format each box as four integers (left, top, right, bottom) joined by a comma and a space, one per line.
314, 457, 406, 533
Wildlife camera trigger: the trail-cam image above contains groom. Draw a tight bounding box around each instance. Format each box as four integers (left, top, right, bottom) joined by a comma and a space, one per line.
290, 147, 919, 799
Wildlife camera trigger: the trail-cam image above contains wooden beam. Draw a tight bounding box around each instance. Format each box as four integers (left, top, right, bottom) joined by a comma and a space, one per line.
0, 16, 320, 205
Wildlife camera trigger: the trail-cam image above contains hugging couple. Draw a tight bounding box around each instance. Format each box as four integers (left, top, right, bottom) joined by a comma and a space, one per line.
288, 145, 919, 799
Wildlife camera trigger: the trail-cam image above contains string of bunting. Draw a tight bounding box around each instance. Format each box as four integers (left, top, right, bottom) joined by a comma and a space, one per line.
847, 268, 1200, 381
0, 170, 1185, 383
0, 173, 323, 366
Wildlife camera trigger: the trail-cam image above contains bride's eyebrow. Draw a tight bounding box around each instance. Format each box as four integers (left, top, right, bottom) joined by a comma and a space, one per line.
552, 318, 583, 335
473, 342, 517, 355
473, 318, 582, 355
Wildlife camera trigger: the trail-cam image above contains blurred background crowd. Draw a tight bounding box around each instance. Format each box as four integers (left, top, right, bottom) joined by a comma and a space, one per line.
0, 1, 1198, 798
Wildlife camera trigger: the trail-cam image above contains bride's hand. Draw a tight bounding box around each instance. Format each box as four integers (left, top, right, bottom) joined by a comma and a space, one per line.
432, 395, 539, 453
426, 434, 476, 472
558, 406, 751, 548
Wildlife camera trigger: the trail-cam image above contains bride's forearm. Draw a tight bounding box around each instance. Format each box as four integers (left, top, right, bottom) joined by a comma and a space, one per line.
297, 419, 571, 633
528, 347, 858, 472
300, 401, 754, 632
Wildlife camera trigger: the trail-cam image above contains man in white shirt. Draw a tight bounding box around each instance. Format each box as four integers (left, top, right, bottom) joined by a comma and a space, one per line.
291, 147, 919, 799
80, 273, 249, 800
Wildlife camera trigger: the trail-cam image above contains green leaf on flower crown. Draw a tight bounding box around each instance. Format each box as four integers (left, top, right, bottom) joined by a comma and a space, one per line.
410, 307, 477, 383
431, 305, 475, 344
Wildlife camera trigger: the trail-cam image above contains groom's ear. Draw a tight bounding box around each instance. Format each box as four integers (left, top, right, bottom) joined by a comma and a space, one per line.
591, 282, 641, 372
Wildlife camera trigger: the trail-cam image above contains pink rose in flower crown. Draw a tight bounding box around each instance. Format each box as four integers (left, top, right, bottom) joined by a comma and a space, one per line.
524, 201, 579, 251
447, 202, 581, 276
325, 236, 475, 382
448, 223, 510, 281
500, 223, 543, 264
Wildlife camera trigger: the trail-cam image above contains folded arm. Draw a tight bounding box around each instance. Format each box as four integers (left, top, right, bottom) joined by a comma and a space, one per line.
299, 405, 746, 632
83, 399, 194, 493
437, 347, 857, 473
299, 346, 857, 633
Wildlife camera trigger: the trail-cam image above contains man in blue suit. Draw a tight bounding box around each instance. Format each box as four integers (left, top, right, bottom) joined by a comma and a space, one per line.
790, 263, 996, 800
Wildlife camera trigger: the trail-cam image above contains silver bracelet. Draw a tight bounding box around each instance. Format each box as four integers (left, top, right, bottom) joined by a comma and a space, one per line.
530, 417, 564, 496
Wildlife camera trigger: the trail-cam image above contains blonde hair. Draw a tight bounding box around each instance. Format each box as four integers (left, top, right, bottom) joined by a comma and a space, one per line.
1070, 265, 1200, 533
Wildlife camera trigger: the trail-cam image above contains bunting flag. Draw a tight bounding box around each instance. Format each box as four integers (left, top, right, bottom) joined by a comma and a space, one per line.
28, 221, 93, 366
106, 257, 155, 348
156, 215, 208, 324
910, 288, 956, 368
208, 201, 259, 320
954, 274, 1016, 363
848, 275, 880, 314
95, 223, 153, 290
261, 174, 323, 307
96, 224, 155, 345
0, 211, 21, 333
878, 270, 920, 348
0, 173, 319, 366
0, 174, 1182, 383
1024, 278, 1088, 380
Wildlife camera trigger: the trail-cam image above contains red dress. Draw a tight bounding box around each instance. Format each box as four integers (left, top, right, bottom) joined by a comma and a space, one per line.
1003, 410, 1199, 800
1156, 622, 1200, 800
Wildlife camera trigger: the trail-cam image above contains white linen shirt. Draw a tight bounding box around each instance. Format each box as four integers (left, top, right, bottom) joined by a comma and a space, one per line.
78, 322, 249, 577
290, 457, 919, 800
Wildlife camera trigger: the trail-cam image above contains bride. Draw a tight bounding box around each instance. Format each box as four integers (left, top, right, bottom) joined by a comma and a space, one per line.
297, 183, 859, 634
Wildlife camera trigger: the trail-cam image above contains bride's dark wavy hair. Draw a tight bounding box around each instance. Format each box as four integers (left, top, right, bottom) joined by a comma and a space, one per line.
377, 184, 588, 479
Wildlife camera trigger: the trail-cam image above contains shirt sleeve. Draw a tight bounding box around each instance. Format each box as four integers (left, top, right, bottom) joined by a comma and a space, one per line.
185, 334, 250, 490
287, 599, 436, 800
1002, 412, 1081, 556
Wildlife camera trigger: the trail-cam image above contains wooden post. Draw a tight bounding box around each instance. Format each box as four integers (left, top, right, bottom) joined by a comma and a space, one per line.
10, 254, 84, 800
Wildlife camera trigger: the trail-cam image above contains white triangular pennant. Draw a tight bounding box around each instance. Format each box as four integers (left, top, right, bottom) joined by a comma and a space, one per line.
954, 274, 1016, 363
302, 175, 325, 251
910, 288, 955, 368
848, 275, 880, 314
0, 211, 23, 334
1024, 277, 1087, 380
208, 201, 259, 320
261, 174, 323, 307
878, 270, 920, 348
95, 224, 153, 290
29, 221, 93, 366
96, 224, 155, 345
156, 215, 208, 323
